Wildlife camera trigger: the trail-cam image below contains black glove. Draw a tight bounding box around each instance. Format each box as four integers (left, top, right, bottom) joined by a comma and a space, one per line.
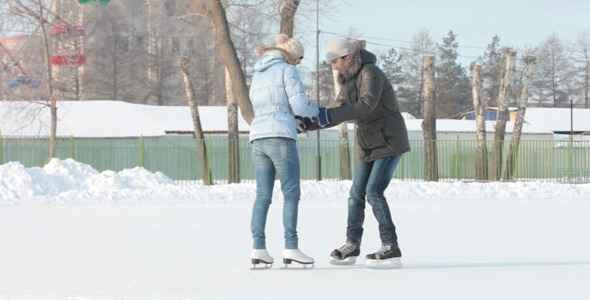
312, 107, 332, 127
295, 116, 309, 134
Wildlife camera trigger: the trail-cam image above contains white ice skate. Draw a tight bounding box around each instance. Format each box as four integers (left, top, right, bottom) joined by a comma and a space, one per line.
282, 249, 314, 269
251, 249, 274, 270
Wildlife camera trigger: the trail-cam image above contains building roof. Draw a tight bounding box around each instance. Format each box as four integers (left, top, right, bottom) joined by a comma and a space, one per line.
524, 108, 590, 134
0, 100, 564, 138
0, 100, 250, 137
404, 119, 552, 135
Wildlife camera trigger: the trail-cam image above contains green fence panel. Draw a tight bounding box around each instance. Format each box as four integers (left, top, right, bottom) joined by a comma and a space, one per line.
1, 135, 589, 184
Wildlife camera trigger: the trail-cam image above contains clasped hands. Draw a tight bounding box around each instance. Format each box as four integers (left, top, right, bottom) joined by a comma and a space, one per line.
295, 107, 332, 134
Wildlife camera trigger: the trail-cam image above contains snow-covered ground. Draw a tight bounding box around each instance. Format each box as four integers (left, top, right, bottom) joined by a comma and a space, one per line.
1, 158, 590, 299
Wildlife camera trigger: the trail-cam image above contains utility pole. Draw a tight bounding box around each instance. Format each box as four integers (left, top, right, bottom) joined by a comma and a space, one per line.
315, 0, 321, 180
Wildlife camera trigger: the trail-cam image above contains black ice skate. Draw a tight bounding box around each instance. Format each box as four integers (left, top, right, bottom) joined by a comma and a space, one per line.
365, 244, 402, 269
330, 242, 360, 265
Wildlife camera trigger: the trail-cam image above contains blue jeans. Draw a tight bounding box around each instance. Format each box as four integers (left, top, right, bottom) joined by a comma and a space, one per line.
346, 155, 401, 246
251, 138, 301, 250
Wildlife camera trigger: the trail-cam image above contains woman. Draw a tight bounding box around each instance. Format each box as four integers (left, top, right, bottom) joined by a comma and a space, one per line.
249, 34, 319, 268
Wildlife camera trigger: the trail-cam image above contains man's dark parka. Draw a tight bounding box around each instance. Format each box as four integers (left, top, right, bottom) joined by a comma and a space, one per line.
312, 41, 410, 162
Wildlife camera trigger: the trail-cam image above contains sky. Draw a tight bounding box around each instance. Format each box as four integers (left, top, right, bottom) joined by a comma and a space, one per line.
296, 0, 590, 75
1, 158, 590, 298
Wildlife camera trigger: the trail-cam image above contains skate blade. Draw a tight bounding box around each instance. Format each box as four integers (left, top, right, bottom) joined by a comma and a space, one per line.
279, 263, 315, 270
329, 256, 357, 265
365, 257, 402, 269
250, 258, 273, 270
280, 258, 315, 269
250, 263, 273, 270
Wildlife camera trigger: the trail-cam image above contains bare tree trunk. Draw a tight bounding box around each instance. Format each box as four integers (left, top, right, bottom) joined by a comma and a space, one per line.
491, 50, 517, 180
279, 0, 300, 37
179, 57, 212, 185
472, 65, 488, 180
331, 70, 351, 180
226, 67, 240, 183
193, 0, 254, 124
146, 0, 158, 102
422, 56, 438, 181
9, 1, 58, 163
38, 3, 57, 164
504, 56, 536, 180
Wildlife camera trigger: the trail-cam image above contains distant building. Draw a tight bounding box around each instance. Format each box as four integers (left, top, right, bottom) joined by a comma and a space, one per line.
461, 107, 590, 137
460, 108, 516, 121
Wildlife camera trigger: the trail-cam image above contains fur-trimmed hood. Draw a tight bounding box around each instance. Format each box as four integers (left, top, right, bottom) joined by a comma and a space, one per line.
256, 45, 298, 67
337, 41, 377, 84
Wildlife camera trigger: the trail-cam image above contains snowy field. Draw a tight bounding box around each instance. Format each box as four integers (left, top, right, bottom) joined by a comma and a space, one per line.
1, 158, 590, 299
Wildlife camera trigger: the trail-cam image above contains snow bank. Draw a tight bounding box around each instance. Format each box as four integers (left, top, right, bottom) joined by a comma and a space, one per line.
1, 158, 589, 206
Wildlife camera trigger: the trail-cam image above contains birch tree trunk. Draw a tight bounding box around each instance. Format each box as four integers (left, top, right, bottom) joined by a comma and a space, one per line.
504, 56, 536, 180
279, 0, 300, 37
491, 50, 517, 180
192, 0, 254, 124
226, 67, 240, 183
179, 57, 212, 185
472, 65, 488, 180
422, 56, 438, 181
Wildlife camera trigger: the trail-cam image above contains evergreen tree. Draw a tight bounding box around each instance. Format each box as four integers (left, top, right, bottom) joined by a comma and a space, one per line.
380, 48, 411, 113
479, 35, 505, 109
436, 30, 472, 118
310, 60, 336, 106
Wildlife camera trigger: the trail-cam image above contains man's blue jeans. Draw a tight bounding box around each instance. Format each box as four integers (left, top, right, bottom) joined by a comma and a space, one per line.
251, 138, 300, 250
346, 155, 401, 246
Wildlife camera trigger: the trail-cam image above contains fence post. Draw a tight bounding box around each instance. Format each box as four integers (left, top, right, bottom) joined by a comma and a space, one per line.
456, 136, 461, 180
140, 135, 144, 167
568, 135, 573, 181
207, 135, 212, 183
69, 135, 74, 159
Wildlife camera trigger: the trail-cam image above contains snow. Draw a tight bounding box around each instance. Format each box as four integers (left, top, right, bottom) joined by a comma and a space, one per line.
0, 100, 253, 137
405, 119, 553, 135
525, 108, 590, 133
1, 101, 574, 138
1, 158, 590, 299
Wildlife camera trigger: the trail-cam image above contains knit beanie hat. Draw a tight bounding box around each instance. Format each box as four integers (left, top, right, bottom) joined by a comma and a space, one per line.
325, 38, 350, 62
275, 34, 304, 61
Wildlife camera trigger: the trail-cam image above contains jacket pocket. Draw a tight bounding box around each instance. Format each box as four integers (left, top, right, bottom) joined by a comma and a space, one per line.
357, 120, 387, 150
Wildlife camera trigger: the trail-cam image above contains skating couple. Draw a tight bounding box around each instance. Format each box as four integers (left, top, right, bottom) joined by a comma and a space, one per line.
249, 34, 410, 269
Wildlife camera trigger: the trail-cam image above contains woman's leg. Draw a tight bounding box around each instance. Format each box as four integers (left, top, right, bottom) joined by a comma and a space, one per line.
272, 139, 301, 249
251, 139, 276, 249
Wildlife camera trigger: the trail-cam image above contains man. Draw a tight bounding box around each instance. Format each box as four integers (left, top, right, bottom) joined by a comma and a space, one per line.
310, 38, 410, 268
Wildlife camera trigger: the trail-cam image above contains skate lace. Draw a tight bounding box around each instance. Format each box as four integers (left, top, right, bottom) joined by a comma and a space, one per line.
338, 243, 358, 255
375, 244, 391, 254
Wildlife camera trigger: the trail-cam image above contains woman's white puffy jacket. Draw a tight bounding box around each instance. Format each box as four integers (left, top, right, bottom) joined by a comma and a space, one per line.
249, 49, 319, 142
